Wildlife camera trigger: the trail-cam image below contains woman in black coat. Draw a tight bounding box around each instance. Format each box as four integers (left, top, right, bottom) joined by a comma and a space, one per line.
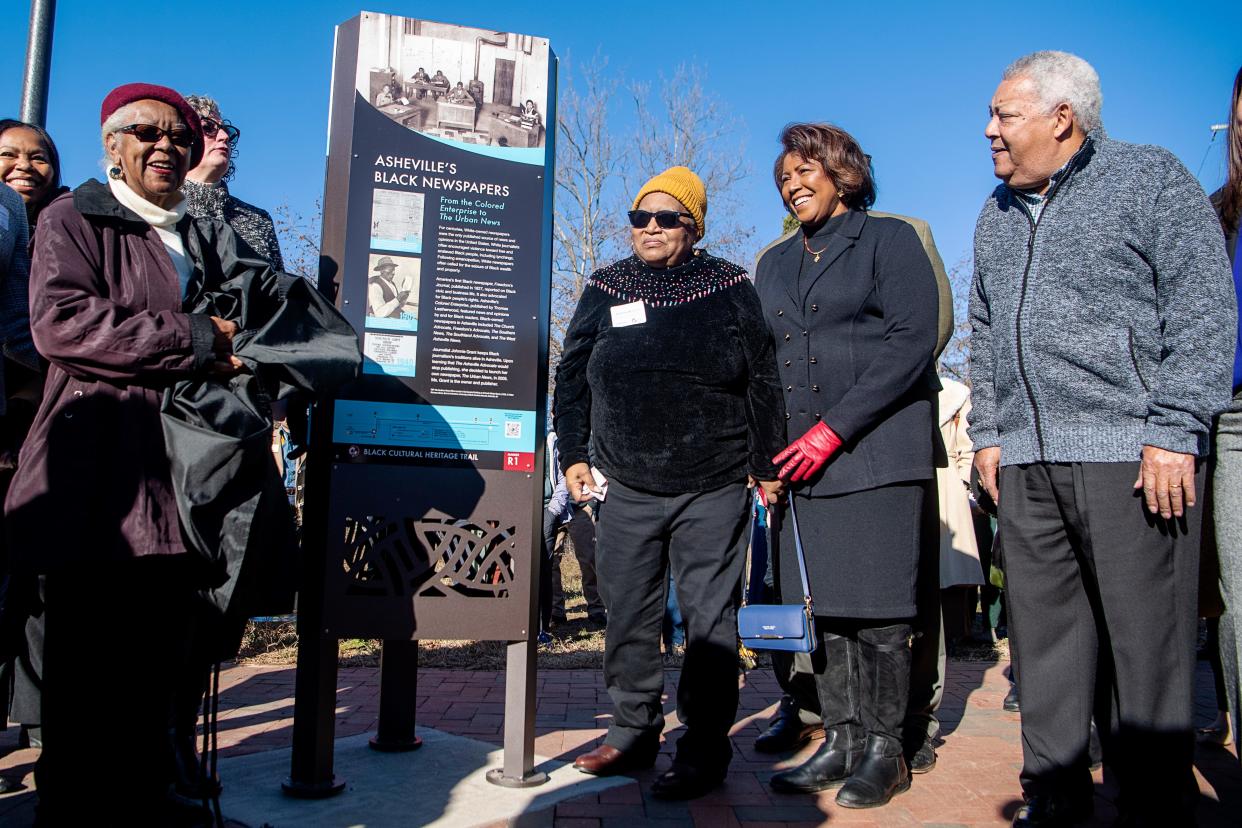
555, 166, 786, 800
754, 123, 940, 808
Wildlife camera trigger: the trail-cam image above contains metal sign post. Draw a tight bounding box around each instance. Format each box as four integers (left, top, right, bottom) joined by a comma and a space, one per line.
20, 0, 56, 126
285, 11, 556, 797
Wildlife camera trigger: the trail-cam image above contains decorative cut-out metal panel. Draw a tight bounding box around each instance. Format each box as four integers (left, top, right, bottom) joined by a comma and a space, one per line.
321, 463, 537, 640
342, 515, 517, 599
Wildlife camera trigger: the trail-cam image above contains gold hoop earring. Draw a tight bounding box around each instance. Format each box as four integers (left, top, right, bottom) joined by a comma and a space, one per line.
836, 189, 844, 199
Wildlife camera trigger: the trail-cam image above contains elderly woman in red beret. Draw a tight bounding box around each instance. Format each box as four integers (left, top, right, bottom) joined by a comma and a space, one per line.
6, 82, 272, 824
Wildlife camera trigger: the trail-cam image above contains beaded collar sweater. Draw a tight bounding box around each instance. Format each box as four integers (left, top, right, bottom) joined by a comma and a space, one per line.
554, 252, 787, 494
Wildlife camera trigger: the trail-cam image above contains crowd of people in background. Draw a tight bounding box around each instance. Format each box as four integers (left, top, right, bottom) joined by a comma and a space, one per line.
0, 47, 1239, 828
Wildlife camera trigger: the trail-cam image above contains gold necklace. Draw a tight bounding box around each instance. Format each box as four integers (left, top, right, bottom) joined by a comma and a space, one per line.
802, 234, 828, 263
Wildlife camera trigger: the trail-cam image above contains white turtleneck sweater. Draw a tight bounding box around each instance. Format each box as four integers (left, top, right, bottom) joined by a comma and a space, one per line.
107, 176, 193, 297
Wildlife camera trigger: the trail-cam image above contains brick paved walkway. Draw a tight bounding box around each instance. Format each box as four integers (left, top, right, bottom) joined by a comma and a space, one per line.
1, 658, 1238, 826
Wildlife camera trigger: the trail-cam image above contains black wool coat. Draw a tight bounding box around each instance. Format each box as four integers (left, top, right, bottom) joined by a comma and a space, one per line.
754, 209, 940, 496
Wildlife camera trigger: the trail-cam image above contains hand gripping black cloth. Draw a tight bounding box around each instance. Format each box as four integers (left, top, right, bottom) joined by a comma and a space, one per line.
162, 267, 360, 648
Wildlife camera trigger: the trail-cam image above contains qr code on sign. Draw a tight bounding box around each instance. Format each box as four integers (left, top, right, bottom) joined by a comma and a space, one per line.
505, 421, 522, 439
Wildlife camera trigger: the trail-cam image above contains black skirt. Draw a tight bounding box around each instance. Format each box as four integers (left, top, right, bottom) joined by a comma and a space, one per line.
775, 480, 932, 619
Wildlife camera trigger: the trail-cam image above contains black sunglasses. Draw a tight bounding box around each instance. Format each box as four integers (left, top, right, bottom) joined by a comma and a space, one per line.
201, 118, 241, 143
627, 209, 694, 230
117, 123, 195, 148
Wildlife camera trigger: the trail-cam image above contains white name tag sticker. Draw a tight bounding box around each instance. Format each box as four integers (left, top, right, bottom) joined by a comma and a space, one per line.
610, 300, 647, 328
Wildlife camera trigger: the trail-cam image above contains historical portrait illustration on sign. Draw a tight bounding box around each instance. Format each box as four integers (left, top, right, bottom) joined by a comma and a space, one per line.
356, 13, 549, 151
365, 252, 421, 331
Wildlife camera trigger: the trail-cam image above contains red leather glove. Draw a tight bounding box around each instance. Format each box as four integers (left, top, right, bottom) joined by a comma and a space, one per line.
773, 422, 843, 482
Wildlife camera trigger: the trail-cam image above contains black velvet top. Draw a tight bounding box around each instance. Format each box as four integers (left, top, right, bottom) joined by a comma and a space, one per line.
553, 252, 787, 494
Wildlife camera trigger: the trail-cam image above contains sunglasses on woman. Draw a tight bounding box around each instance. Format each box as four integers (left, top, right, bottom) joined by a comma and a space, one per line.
201, 118, 241, 143
117, 123, 196, 148
627, 209, 694, 230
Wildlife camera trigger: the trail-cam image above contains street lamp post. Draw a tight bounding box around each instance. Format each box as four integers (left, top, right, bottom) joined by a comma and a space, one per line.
20, 0, 57, 127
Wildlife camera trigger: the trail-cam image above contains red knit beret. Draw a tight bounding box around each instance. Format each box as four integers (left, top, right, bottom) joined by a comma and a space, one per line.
100, 82, 203, 166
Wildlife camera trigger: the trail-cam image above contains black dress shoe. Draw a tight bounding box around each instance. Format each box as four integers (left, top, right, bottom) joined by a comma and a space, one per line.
1004, 683, 1021, 712
1011, 793, 1092, 826
769, 727, 861, 793
907, 738, 937, 774
835, 734, 911, 809
754, 714, 824, 754
650, 763, 723, 800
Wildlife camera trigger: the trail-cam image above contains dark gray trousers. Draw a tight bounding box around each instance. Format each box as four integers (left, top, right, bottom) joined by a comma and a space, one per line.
595, 477, 749, 771
999, 462, 1200, 817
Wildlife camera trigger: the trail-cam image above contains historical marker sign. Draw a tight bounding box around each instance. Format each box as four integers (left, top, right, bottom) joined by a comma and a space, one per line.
286, 12, 555, 794
318, 12, 555, 642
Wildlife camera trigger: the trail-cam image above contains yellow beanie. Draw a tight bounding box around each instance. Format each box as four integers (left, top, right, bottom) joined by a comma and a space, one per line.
632, 165, 707, 237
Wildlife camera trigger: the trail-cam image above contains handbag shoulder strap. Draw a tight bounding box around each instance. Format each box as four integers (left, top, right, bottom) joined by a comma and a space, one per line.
740, 490, 760, 607
740, 491, 815, 612
786, 494, 815, 613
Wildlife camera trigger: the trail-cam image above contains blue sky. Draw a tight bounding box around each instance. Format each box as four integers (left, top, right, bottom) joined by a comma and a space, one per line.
2, 0, 1240, 272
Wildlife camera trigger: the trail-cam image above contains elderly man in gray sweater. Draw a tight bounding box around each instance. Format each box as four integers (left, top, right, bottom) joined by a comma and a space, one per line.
969, 51, 1236, 827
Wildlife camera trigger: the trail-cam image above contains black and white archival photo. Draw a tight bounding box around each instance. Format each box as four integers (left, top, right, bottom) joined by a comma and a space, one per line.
356, 13, 549, 151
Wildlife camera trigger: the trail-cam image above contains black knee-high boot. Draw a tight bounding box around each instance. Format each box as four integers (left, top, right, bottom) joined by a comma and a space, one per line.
769, 630, 863, 793
837, 622, 912, 808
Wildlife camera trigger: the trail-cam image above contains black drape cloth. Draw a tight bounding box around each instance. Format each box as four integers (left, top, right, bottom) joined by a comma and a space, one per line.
162, 269, 359, 655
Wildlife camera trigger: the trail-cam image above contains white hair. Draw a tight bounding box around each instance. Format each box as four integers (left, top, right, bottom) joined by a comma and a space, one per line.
100, 102, 145, 150
1003, 50, 1103, 133
99, 102, 144, 170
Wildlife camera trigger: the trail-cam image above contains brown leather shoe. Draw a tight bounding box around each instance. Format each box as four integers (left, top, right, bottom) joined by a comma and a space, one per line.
573, 744, 657, 776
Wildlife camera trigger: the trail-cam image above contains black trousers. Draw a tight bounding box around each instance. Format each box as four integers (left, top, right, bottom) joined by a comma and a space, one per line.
594, 477, 749, 772
999, 462, 1200, 817
904, 484, 943, 748
539, 506, 603, 630
539, 507, 564, 631
36, 556, 198, 824
0, 573, 43, 728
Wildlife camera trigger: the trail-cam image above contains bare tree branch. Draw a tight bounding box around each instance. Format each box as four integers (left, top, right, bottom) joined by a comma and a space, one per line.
550, 52, 629, 376
626, 64, 755, 267
938, 255, 974, 384
271, 200, 323, 280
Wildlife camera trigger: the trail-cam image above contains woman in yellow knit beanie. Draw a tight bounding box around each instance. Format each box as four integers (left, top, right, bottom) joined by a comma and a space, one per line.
553, 166, 787, 799
631, 165, 707, 238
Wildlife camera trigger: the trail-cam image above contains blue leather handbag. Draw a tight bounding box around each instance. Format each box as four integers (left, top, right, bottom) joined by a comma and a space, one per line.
737, 493, 816, 653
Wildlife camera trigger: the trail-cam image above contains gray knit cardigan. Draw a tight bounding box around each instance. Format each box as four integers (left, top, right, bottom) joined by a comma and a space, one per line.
968, 129, 1237, 464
